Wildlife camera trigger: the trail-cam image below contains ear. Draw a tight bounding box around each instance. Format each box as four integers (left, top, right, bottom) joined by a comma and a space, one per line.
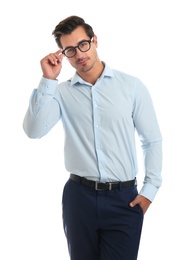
93, 34, 98, 48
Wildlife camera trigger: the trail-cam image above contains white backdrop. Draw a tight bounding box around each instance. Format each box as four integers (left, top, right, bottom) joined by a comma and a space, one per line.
1, 0, 194, 259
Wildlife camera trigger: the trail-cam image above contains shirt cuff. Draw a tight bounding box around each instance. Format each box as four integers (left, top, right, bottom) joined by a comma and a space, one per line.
37, 77, 58, 95
139, 182, 159, 202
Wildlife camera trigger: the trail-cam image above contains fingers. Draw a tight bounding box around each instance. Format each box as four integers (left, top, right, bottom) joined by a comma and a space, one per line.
42, 50, 64, 66
40, 50, 64, 80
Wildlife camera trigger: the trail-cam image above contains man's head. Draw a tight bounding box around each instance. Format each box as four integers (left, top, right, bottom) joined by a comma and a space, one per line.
52, 16, 94, 49
52, 16, 101, 77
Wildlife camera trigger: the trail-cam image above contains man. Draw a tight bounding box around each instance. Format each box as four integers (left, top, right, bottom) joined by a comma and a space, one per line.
23, 15, 162, 260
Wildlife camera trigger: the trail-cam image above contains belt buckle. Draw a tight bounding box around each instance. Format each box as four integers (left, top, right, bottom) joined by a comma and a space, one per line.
95, 181, 112, 191
95, 181, 103, 191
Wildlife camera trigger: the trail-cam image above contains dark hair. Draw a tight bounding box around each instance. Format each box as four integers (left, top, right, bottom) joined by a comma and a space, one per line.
52, 15, 94, 49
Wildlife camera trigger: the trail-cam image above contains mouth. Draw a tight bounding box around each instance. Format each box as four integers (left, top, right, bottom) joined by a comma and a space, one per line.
77, 58, 87, 65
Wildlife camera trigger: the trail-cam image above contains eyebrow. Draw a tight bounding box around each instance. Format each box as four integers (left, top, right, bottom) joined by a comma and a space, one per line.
64, 38, 90, 50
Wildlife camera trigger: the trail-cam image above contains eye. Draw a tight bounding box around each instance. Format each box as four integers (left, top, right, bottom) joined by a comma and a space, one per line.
66, 47, 75, 54
79, 41, 89, 50
80, 41, 88, 47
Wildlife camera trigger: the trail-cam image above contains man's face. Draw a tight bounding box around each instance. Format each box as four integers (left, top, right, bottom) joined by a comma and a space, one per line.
60, 26, 98, 74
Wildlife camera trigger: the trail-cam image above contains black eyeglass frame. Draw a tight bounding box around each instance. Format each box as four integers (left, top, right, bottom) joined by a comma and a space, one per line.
62, 37, 94, 58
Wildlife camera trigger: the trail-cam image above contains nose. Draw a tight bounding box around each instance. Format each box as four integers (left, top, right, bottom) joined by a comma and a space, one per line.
75, 47, 83, 58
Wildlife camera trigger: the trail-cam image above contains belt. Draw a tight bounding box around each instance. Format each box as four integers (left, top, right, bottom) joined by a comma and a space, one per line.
70, 174, 136, 191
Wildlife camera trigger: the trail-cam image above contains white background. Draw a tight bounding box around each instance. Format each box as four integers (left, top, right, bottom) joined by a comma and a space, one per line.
1, 0, 194, 259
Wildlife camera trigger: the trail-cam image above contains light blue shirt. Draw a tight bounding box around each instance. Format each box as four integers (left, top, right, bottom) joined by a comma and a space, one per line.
23, 63, 162, 201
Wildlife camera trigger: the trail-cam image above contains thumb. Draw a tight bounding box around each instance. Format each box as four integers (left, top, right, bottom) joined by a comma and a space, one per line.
129, 196, 139, 207
129, 200, 135, 207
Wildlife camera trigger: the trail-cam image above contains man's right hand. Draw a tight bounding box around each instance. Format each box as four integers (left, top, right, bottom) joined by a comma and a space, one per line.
40, 50, 64, 80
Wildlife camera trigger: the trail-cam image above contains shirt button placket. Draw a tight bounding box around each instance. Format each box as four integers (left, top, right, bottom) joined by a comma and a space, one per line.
91, 86, 105, 181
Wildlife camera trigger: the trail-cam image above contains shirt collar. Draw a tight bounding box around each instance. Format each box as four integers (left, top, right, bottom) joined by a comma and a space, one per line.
70, 62, 114, 87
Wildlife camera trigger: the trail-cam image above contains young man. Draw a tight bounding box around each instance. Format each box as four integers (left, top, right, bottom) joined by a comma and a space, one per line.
23, 15, 162, 260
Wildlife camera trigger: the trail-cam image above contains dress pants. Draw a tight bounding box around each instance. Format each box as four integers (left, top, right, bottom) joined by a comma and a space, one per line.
62, 178, 144, 260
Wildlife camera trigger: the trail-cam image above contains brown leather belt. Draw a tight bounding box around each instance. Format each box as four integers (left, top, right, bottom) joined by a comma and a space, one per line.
70, 174, 136, 191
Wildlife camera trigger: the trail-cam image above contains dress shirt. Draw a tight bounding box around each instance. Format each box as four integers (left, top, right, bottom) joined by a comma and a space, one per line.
23, 63, 162, 201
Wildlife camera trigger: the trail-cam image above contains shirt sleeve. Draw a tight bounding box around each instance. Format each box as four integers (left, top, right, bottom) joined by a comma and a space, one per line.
23, 77, 61, 138
133, 79, 162, 201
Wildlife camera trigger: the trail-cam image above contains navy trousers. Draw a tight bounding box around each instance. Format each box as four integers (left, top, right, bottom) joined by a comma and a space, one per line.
62, 178, 144, 260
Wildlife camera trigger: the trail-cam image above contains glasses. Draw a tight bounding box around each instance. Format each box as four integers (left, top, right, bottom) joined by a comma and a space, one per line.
62, 38, 93, 58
